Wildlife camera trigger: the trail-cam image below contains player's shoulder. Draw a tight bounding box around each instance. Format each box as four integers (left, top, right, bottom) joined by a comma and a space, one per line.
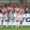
9, 7, 13, 10
15, 7, 18, 9
15, 7, 20, 10
22, 8, 24, 11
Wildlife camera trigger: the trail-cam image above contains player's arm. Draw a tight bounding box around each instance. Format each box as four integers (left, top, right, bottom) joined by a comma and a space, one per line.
20, 9, 24, 15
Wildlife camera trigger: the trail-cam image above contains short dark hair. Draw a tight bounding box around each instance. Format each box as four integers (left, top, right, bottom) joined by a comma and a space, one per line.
0, 10, 2, 13
4, 4, 7, 8
4, 4, 7, 6
16, 4, 18, 6
8, 4, 11, 6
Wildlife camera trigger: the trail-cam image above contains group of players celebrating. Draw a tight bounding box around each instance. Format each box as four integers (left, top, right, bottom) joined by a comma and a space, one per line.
0, 4, 24, 28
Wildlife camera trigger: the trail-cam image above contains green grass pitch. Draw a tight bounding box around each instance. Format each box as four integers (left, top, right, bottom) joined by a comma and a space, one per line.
0, 26, 30, 30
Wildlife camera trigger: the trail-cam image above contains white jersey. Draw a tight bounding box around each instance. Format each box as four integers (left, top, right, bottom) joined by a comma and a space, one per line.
3, 8, 8, 20
15, 8, 24, 21
15, 7, 19, 12
3, 13, 8, 20
8, 7, 13, 13
15, 8, 20, 20
9, 13, 13, 20
0, 13, 3, 20
2, 7, 5, 12
8, 7, 13, 20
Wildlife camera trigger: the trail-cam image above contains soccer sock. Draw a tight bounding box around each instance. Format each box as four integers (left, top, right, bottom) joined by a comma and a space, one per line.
16, 22, 18, 28
18, 23, 20, 28
16, 25, 17, 28
21, 24, 23, 28
18, 25, 20, 28
6, 22, 8, 27
11, 20, 13, 27
1, 22, 3, 27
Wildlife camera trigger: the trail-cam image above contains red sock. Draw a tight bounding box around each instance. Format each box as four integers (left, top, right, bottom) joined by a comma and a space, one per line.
19, 25, 20, 28
22, 26, 23, 28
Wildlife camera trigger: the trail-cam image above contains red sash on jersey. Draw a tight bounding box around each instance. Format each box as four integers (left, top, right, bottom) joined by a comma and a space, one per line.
20, 9, 24, 15
17, 8, 24, 15
16, 8, 21, 18
8, 9, 12, 13
17, 8, 21, 14
16, 8, 24, 18
2, 8, 12, 15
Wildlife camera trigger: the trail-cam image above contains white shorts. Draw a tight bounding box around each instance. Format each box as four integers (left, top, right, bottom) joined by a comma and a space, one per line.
16, 21, 20, 26
16, 15, 23, 21
0, 20, 3, 25
20, 15, 23, 21
16, 15, 20, 20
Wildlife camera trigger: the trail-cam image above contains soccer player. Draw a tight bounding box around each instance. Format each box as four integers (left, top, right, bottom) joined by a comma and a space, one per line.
15, 5, 24, 28
8, 5, 14, 27
11, 8, 15, 27
0, 10, 3, 27
3, 4, 8, 27
19, 6, 24, 28
15, 5, 20, 28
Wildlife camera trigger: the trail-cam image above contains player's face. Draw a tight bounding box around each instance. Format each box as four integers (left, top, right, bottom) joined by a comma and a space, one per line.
20, 6, 22, 9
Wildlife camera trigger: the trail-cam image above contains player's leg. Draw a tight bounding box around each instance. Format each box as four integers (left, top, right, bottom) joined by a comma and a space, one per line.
16, 20, 18, 28
16, 16, 18, 28
16, 16, 20, 28
1, 20, 4, 27
5, 20, 8, 27
20, 16, 23, 28
11, 20, 13, 27
11, 16, 13, 27
20, 21, 23, 28
18, 21, 20, 28
19, 15, 23, 28
18, 15, 20, 28
16, 13, 18, 28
